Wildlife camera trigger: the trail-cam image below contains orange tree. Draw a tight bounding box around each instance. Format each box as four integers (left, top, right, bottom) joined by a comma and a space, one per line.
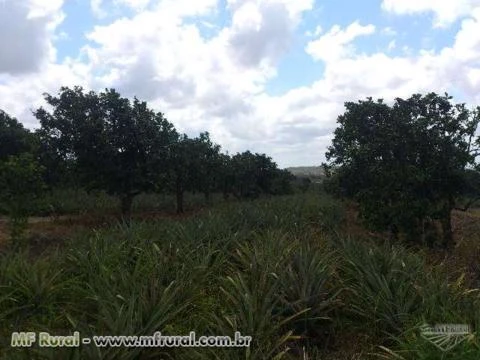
324, 93, 480, 249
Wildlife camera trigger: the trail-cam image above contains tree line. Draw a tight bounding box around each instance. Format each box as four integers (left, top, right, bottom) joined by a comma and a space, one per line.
0, 86, 294, 222
4, 87, 478, 250
323, 92, 480, 249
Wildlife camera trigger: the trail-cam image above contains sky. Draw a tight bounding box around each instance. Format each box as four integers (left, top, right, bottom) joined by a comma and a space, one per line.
1, 0, 480, 168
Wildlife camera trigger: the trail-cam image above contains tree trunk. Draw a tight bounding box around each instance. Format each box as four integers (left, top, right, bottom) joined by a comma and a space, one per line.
232, 189, 241, 200
222, 179, 230, 201
441, 211, 454, 250
441, 198, 455, 250
121, 194, 134, 221
176, 177, 184, 214
204, 190, 211, 204
388, 223, 399, 241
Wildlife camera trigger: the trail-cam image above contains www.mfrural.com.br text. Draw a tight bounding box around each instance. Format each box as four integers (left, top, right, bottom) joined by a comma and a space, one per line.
10, 331, 252, 348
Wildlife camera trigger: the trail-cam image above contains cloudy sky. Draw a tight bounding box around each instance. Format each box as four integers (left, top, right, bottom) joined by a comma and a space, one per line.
1, 0, 480, 167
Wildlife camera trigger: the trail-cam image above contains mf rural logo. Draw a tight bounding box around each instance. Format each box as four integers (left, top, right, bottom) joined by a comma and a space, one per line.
420, 323, 473, 352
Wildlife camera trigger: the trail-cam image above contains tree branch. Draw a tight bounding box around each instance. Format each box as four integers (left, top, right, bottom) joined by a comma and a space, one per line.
455, 196, 480, 212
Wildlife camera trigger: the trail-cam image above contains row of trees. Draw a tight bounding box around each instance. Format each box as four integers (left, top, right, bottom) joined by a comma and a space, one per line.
324, 92, 480, 249
0, 87, 294, 219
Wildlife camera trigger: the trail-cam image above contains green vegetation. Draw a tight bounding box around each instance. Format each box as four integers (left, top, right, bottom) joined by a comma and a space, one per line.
286, 166, 324, 183
324, 93, 480, 249
0, 153, 45, 245
28, 86, 292, 218
1, 88, 480, 359
0, 111, 46, 245
1, 193, 480, 359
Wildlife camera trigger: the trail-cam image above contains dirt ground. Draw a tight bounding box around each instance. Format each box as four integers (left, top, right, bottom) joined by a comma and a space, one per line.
1, 206, 479, 265
0, 209, 203, 252
0, 206, 479, 360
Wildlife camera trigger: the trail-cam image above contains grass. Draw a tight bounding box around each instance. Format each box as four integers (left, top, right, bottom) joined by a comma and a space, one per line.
0, 191, 479, 359
30, 188, 221, 217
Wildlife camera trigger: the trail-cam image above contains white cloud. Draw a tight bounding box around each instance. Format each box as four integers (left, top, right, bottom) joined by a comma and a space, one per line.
114, 0, 152, 10
0, 60, 91, 127
226, 1, 294, 68
90, 0, 153, 17
0, 0, 64, 74
382, 0, 480, 27
79, 0, 314, 154
2, 1, 480, 167
92, 0, 219, 17
381, 26, 397, 36
311, 14, 480, 103
388, 39, 396, 51
220, 0, 314, 70
153, 0, 219, 18
0, 1, 88, 126
306, 21, 376, 62
90, 0, 105, 17
305, 25, 322, 37
226, 0, 314, 17
27, 0, 63, 18
263, 13, 480, 164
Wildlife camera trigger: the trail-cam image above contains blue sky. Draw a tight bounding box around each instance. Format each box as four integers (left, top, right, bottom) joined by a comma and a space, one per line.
1, 0, 480, 167
55, 0, 460, 92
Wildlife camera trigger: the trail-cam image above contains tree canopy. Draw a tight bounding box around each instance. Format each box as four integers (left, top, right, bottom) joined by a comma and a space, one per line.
35, 86, 178, 216
0, 110, 35, 161
30, 86, 294, 216
324, 92, 480, 248
229, 151, 290, 199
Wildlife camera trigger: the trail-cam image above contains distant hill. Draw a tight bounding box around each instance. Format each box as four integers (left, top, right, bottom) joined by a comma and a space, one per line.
285, 166, 324, 178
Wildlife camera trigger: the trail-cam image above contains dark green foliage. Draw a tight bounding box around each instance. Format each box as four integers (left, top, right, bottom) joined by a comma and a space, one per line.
191, 132, 224, 201
0, 110, 35, 161
457, 169, 480, 210
296, 176, 312, 193
338, 238, 425, 337
1, 193, 480, 359
35, 87, 178, 216
280, 241, 341, 343
228, 151, 293, 199
271, 169, 295, 195
325, 93, 480, 248
34, 128, 77, 188
0, 153, 45, 245
167, 132, 223, 213
0, 110, 43, 245
34, 87, 292, 216
0, 194, 344, 360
